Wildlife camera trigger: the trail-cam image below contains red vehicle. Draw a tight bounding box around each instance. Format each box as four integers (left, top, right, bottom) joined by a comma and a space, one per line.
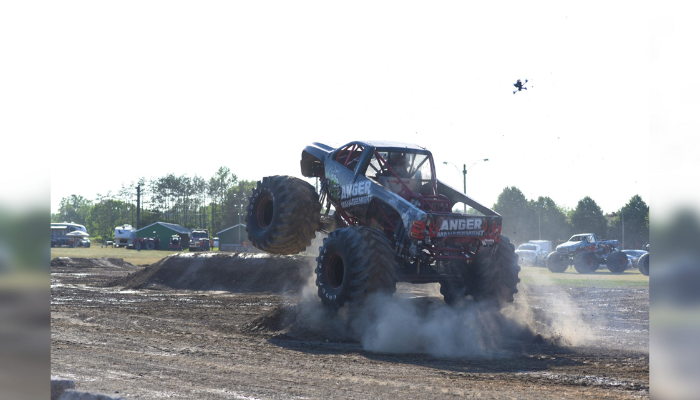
169, 234, 183, 251
189, 229, 210, 251
245, 141, 520, 311
128, 237, 160, 251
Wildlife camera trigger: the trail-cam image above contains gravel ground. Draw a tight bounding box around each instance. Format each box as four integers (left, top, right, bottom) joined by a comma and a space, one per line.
51, 254, 648, 399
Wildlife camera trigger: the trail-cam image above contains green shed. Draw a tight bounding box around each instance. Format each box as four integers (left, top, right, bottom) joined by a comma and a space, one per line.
217, 224, 247, 246
136, 222, 191, 250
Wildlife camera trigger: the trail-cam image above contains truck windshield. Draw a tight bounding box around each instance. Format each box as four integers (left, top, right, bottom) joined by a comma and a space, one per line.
192, 232, 207, 239
366, 150, 435, 195
569, 235, 586, 242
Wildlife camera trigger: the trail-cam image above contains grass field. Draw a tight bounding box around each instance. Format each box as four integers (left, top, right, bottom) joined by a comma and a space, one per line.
50, 247, 650, 288
50, 246, 194, 266
519, 264, 649, 288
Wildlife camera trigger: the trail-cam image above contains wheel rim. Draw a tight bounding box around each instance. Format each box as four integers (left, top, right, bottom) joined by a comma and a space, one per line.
256, 196, 274, 228
325, 253, 345, 289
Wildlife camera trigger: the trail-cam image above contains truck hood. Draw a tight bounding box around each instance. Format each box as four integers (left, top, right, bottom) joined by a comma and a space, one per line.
515, 250, 537, 255
557, 241, 583, 250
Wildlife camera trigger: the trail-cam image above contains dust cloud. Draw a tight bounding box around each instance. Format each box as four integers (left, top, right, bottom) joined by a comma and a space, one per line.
294, 255, 602, 358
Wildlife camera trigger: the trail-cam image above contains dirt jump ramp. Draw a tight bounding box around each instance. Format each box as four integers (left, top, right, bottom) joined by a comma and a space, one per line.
107, 252, 314, 293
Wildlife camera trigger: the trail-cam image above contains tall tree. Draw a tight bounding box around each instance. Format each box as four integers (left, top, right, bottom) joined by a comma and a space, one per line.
208, 167, 238, 232
493, 186, 530, 244
86, 199, 133, 240
53, 195, 93, 225
607, 195, 649, 249
528, 196, 571, 243
570, 196, 608, 237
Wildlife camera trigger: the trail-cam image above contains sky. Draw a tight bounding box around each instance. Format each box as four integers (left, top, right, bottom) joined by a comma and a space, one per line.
3, 2, 652, 215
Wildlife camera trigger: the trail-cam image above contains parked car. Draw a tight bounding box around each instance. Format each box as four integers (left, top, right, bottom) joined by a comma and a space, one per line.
515, 243, 548, 266
622, 249, 648, 269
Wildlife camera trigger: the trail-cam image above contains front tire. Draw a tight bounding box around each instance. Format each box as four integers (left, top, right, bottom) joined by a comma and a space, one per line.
638, 253, 649, 276
315, 226, 398, 310
134, 241, 143, 251
246, 175, 321, 255
546, 252, 568, 273
606, 251, 628, 273
146, 241, 155, 251
574, 251, 598, 274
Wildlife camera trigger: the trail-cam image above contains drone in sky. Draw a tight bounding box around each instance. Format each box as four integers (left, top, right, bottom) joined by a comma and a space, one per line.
513, 79, 528, 94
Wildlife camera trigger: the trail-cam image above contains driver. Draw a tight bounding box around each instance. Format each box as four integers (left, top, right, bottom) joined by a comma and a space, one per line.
388, 152, 411, 178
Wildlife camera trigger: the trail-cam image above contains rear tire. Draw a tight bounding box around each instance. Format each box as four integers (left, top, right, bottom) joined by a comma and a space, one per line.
442, 235, 520, 308
439, 261, 478, 305
546, 252, 568, 273
574, 251, 598, 274
638, 253, 649, 276
146, 241, 155, 251
134, 241, 143, 251
315, 226, 398, 310
246, 175, 321, 255
606, 251, 628, 273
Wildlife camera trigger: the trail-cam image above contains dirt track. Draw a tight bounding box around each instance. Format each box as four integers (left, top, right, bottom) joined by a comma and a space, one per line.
51, 254, 648, 399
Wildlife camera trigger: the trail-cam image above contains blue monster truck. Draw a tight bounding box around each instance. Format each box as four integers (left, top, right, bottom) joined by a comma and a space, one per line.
545, 233, 628, 274
245, 141, 520, 310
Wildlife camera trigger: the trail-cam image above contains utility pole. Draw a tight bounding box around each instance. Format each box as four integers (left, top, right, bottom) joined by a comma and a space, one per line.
622, 209, 625, 249
462, 164, 467, 214
136, 184, 141, 230
538, 205, 541, 239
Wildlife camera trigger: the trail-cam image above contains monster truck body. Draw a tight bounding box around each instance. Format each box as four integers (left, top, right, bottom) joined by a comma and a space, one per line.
247, 140, 520, 310
546, 233, 628, 273
303, 141, 504, 274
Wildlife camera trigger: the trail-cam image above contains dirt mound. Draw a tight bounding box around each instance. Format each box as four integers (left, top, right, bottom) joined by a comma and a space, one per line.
107, 252, 314, 293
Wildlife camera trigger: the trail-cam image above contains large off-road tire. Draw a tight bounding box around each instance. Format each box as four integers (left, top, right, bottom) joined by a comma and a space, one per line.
315, 226, 398, 310
246, 175, 321, 255
638, 253, 649, 276
546, 252, 569, 273
473, 235, 520, 307
606, 251, 628, 274
574, 251, 598, 274
134, 241, 143, 251
442, 236, 520, 308
146, 241, 155, 251
439, 261, 478, 305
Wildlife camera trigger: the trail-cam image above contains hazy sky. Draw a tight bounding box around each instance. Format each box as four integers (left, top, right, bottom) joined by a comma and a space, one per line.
8, 2, 650, 214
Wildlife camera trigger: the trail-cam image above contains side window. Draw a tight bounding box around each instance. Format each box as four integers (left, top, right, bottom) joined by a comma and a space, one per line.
336, 144, 364, 171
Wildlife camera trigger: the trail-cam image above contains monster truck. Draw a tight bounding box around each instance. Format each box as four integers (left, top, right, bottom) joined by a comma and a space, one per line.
189, 229, 210, 252
245, 141, 520, 310
637, 244, 649, 276
545, 233, 628, 274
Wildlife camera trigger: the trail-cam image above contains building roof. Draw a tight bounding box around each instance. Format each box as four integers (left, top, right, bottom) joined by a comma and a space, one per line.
217, 224, 247, 235
137, 222, 191, 234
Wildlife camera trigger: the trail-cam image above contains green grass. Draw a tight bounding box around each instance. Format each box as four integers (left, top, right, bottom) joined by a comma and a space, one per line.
49, 248, 650, 289
519, 265, 649, 288
50, 246, 183, 266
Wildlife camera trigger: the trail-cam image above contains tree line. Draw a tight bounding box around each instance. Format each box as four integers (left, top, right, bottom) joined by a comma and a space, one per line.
484, 186, 649, 249
51, 167, 256, 241
53, 172, 648, 249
